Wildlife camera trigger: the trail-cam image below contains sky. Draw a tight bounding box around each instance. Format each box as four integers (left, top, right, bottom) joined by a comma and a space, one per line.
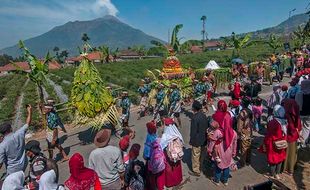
0, 0, 309, 49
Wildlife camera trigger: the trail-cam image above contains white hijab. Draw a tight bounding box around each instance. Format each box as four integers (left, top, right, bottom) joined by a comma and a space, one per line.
273, 105, 287, 135
2, 171, 25, 190
39, 170, 64, 190
160, 123, 184, 149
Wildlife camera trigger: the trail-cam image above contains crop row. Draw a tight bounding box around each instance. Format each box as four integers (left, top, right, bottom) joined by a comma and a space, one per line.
0, 74, 27, 123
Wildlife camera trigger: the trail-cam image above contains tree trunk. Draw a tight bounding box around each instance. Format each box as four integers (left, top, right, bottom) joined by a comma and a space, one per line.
38, 84, 47, 128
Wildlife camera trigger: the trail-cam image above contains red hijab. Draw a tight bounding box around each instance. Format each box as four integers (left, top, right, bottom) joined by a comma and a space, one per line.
65, 153, 98, 190
212, 100, 234, 151
233, 82, 241, 99
282, 99, 302, 142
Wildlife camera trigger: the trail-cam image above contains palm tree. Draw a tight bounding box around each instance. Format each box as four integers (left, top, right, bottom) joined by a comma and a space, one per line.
59, 50, 69, 64
265, 34, 282, 53
201, 15, 207, 50
230, 32, 253, 58
53, 46, 60, 61
81, 33, 90, 43
111, 48, 119, 62
19, 40, 52, 127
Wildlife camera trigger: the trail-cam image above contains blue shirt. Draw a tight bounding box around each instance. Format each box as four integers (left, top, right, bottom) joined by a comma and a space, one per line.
0, 124, 28, 175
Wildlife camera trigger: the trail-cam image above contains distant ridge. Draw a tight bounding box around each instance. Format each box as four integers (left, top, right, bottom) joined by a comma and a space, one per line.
0, 15, 164, 57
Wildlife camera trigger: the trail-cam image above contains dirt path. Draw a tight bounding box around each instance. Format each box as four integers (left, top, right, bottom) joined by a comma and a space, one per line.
47, 78, 68, 103
12, 79, 29, 130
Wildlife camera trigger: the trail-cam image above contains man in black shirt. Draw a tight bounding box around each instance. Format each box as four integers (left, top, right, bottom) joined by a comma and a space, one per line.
188, 100, 208, 177
244, 76, 261, 99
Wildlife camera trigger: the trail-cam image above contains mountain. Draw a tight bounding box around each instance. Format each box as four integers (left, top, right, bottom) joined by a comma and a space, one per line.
0, 15, 164, 57
244, 13, 309, 38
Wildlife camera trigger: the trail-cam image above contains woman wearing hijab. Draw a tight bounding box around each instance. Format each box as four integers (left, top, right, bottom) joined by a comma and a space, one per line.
125, 144, 145, 190
261, 105, 287, 180
65, 153, 101, 190
209, 100, 237, 186
39, 170, 65, 190
282, 99, 302, 176
160, 118, 184, 188
295, 79, 310, 147
2, 171, 26, 190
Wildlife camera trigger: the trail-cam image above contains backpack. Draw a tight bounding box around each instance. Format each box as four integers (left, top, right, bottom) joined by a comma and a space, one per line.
148, 139, 165, 174
167, 138, 184, 163
229, 111, 238, 131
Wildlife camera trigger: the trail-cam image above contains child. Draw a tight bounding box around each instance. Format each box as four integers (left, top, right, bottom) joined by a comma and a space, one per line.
207, 119, 222, 163
119, 128, 135, 165
119, 135, 131, 165
125, 144, 145, 190
44, 105, 69, 162
252, 98, 263, 132
280, 85, 288, 100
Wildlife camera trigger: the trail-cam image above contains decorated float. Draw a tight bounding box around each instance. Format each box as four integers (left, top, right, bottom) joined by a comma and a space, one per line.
70, 45, 120, 130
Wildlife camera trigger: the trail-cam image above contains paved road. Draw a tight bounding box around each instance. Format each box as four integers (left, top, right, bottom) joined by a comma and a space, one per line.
25, 79, 295, 189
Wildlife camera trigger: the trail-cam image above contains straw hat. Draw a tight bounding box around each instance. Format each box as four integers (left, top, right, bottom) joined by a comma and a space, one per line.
94, 129, 111, 148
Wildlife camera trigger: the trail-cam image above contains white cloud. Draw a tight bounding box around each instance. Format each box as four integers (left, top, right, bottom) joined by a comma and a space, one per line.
0, 0, 119, 21
92, 0, 119, 16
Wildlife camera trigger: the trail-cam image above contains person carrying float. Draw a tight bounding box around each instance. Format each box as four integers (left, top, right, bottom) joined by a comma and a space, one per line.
168, 83, 182, 128
138, 79, 149, 120
120, 91, 131, 128
154, 83, 166, 124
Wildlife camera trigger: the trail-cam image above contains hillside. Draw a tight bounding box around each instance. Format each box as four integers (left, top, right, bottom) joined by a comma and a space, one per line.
248, 13, 309, 38
0, 15, 164, 57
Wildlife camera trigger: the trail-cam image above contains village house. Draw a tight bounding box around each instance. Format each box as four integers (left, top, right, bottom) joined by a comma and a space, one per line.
0, 61, 61, 76
190, 40, 223, 53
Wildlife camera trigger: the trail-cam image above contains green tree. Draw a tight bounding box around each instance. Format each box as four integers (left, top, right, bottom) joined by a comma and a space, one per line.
59, 50, 69, 64
81, 33, 90, 43
265, 34, 282, 53
293, 25, 308, 47
230, 32, 253, 58
98, 45, 111, 63
219, 37, 232, 50
53, 46, 60, 61
132, 45, 146, 59
19, 40, 52, 127
150, 24, 184, 54
201, 15, 207, 50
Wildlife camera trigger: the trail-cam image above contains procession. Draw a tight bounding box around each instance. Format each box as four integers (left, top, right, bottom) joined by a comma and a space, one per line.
0, 1, 310, 190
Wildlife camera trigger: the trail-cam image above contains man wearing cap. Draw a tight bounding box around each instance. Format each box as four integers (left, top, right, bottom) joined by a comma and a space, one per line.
188, 100, 208, 177
120, 91, 131, 128
25, 140, 47, 189
0, 104, 32, 175
89, 129, 125, 189
168, 83, 182, 127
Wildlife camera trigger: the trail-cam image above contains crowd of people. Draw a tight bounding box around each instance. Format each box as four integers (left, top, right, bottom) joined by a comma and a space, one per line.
0, 47, 310, 190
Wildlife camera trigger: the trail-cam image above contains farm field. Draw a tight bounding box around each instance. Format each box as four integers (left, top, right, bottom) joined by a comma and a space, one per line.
0, 43, 276, 129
